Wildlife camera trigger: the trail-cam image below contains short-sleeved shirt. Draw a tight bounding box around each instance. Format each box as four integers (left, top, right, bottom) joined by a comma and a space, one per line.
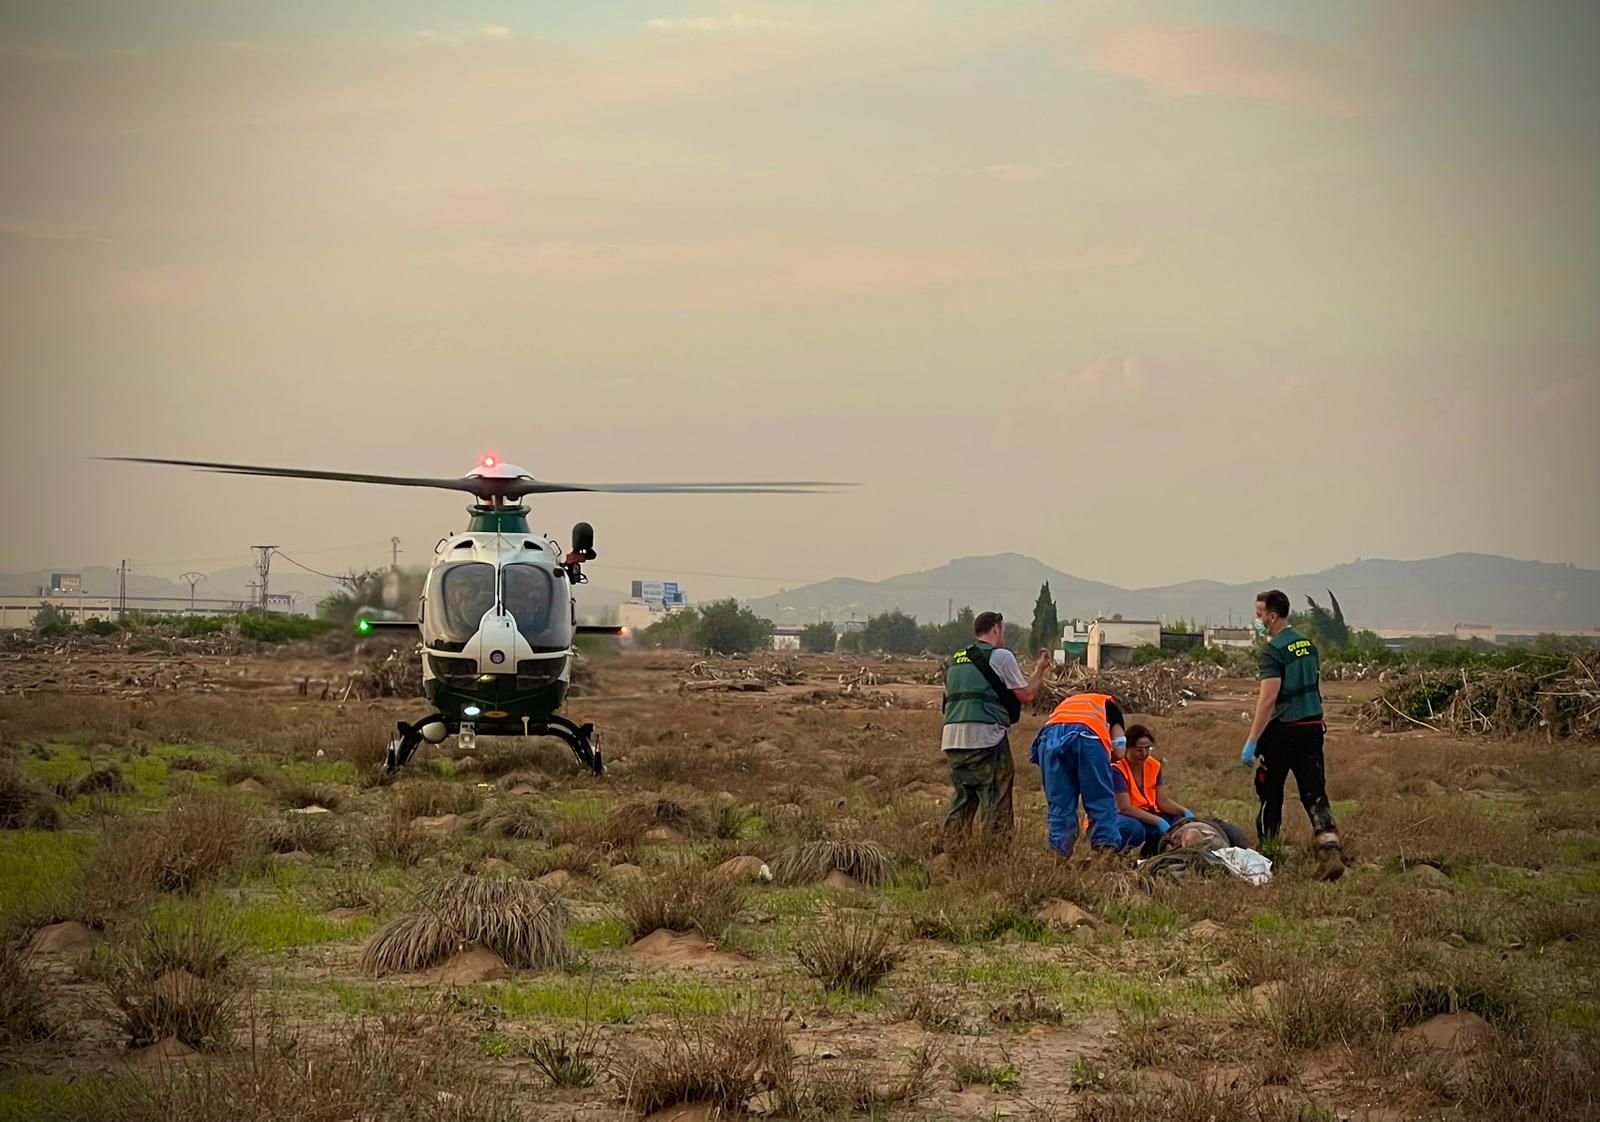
941, 647, 1027, 751
1258, 626, 1324, 724
1111, 764, 1165, 798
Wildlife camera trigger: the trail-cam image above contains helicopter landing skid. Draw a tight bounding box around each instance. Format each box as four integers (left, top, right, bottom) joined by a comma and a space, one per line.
534, 714, 605, 776
381, 713, 604, 777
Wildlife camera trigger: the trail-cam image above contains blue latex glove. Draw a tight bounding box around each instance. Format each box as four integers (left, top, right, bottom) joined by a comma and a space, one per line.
1152, 816, 1170, 835
1241, 739, 1258, 767
1182, 809, 1195, 820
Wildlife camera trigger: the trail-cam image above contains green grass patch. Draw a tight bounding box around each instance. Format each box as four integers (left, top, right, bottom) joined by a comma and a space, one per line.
1249, 911, 1296, 936
754, 886, 829, 918
0, 1074, 125, 1122
230, 895, 375, 952
567, 917, 631, 951
1105, 903, 1182, 938
940, 956, 1229, 1015
281, 759, 359, 786
328, 981, 415, 1016
23, 745, 169, 801
0, 830, 97, 919
472, 976, 739, 1023
548, 796, 606, 820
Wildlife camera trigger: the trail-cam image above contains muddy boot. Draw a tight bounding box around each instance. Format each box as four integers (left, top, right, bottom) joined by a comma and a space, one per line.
1314, 839, 1347, 882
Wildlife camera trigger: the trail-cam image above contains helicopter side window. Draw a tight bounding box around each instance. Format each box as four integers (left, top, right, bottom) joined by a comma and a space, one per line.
436, 562, 496, 643
502, 564, 553, 639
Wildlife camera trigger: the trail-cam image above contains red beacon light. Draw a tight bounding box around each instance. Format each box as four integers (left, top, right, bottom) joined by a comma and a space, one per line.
481, 455, 497, 469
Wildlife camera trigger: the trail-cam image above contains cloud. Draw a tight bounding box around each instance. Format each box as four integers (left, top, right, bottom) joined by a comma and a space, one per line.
644, 16, 794, 34
1089, 23, 1369, 117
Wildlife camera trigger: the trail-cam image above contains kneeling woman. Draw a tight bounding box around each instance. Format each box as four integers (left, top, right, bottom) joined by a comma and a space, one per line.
1113, 725, 1194, 855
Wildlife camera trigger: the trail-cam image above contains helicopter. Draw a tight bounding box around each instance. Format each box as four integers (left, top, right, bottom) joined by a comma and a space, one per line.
106, 455, 849, 776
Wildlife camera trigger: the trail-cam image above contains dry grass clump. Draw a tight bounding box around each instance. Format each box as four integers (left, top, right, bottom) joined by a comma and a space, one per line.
0, 758, 62, 830
620, 1006, 791, 1117
336, 723, 393, 780
525, 1023, 605, 1088
74, 764, 134, 798
770, 837, 895, 887
605, 794, 713, 843
364, 811, 432, 866
98, 908, 247, 1050
1259, 969, 1384, 1051
617, 862, 744, 941
393, 780, 482, 819
360, 874, 569, 976
469, 800, 549, 840
266, 812, 341, 856
0, 937, 55, 1044
1454, 1026, 1598, 1122
271, 780, 343, 810
113, 1012, 523, 1122
85, 790, 267, 908
795, 915, 903, 994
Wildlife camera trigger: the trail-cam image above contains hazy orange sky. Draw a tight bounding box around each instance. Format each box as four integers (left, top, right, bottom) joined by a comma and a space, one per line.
2, 1, 1596, 600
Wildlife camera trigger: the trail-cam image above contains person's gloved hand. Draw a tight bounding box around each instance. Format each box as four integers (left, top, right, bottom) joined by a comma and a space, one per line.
1152, 817, 1170, 835
1181, 809, 1195, 820
1241, 739, 1258, 767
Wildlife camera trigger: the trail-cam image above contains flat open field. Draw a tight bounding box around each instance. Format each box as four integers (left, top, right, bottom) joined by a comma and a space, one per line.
2, 647, 1597, 1121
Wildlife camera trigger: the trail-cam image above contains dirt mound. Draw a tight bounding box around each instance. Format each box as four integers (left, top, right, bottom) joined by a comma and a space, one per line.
822, 868, 860, 890
417, 945, 509, 985
627, 930, 746, 966
610, 863, 647, 880
713, 856, 771, 882
234, 778, 267, 793
412, 814, 462, 832
1037, 900, 1096, 930
644, 1105, 724, 1122
29, 920, 98, 956
126, 1036, 197, 1067
1249, 981, 1286, 1013
1398, 1012, 1497, 1055
535, 870, 572, 891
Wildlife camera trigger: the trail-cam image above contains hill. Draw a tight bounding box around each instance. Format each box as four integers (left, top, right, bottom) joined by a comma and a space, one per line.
747, 552, 1600, 632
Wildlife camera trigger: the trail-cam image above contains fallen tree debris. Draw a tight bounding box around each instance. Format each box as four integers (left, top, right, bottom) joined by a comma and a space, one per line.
1032, 661, 1213, 717
1356, 655, 1599, 740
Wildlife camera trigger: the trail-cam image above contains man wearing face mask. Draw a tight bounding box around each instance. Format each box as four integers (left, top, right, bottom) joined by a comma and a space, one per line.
1242, 589, 1346, 881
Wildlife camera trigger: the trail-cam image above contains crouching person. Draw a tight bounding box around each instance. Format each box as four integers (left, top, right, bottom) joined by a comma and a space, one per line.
1030, 690, 1127, 856
1113, 724, 1195, 856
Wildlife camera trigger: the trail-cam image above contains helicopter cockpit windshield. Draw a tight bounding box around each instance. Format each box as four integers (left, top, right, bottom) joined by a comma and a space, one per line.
503, 563, 563, 647
436, 562, 496, 644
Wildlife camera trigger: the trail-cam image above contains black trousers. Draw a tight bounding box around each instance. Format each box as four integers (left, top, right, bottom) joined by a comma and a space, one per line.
1253, 720, 1340, 848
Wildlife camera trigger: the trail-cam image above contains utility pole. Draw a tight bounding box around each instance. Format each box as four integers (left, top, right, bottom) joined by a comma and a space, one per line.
391, 536, 402, 570
118, 559, 128, 621
251, 546, 277, 614
179, 572, 205, 614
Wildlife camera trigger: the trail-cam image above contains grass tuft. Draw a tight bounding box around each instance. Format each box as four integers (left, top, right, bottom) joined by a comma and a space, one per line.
770, 837, 895, 887
0, 759, 62, 831
0, 936, 55, 1044
620, 1005, 790, 1117
469, 801, 549, 840
616, 862, 744, 941
795, 915, 902, 994
96, 907, 247, 1050
394, 781, 482, 819
361, 874, 568, 975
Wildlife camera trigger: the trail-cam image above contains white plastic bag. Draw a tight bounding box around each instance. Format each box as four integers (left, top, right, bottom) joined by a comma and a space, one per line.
1211, 846, 1273, 886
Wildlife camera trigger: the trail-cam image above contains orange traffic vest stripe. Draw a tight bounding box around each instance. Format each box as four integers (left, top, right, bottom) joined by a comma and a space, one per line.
1113, 757, 1162, 813
1045, 692, 1114, 754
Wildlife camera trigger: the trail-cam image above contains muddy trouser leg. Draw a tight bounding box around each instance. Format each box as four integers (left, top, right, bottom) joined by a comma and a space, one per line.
1076, 733, 1125, 851
987, 735, 1015, 841
1036, 739, 1081, 857
1286, 724, 1340, 850
943, 748, 988, 837
1253, 722, 1292, 846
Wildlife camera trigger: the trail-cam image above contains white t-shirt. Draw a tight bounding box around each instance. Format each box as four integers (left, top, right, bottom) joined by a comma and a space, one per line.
941, 647, 1028, 751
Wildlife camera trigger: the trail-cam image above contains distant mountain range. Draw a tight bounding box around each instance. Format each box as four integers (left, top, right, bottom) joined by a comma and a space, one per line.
8, 552, 1596, 633
745, 553, 1600, 633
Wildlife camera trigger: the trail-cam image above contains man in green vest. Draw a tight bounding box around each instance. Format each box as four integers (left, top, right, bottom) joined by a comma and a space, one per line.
1241, 589, 1346, 881
942, 611, 1051, 840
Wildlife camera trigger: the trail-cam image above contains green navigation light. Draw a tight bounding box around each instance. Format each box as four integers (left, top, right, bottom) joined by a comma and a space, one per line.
356, 619, 372, 635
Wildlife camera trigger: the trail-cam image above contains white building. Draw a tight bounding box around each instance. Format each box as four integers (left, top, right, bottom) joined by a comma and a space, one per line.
1205, 625, 1256, 651
1086, 619, 1161, 670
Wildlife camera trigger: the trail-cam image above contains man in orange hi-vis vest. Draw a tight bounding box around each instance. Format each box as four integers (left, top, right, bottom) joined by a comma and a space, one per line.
1028, 689, 1130, 855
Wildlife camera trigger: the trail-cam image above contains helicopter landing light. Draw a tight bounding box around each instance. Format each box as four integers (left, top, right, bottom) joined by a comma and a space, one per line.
463, 704, 482, 719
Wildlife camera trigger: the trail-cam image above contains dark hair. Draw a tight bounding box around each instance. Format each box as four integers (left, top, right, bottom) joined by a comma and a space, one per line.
1125, 724, 1155, 748
1257, 589, 1291, 619
974, 611, 1004, 637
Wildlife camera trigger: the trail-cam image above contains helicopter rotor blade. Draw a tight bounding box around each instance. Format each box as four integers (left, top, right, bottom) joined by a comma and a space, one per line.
506, 480, 855, 496
101, 457, 488, 493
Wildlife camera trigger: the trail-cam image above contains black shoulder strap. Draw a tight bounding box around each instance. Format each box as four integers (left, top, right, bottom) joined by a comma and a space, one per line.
964, 644, 1022, 724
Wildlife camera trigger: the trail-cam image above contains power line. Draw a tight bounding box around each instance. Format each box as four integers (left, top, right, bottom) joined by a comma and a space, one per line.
271, 549, 359, 588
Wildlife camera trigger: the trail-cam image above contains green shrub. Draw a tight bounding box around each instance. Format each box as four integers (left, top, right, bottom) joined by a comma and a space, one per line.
237, 614, 330, 644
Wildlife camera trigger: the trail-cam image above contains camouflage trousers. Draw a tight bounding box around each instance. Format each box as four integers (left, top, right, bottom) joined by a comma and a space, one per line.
944, 735, 1015, 841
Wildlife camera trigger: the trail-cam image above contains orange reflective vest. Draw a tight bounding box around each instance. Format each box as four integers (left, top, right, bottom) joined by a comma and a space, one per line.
1044, 692, 1115, 755
1113, 756, 1162, 812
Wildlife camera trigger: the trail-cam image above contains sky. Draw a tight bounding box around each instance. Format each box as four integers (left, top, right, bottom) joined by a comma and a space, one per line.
1, 0, 1596, 602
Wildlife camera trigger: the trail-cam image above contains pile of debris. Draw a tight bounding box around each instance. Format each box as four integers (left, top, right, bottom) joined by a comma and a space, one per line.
1032, 661, 1210, 717
1356, 655, 1599, 740
679, 656, 808, 693
347, 645, 425, 699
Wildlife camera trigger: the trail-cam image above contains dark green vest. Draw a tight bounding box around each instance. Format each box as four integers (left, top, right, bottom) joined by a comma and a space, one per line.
1272, 627, 1323, 723
943, 642, 1012, 726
